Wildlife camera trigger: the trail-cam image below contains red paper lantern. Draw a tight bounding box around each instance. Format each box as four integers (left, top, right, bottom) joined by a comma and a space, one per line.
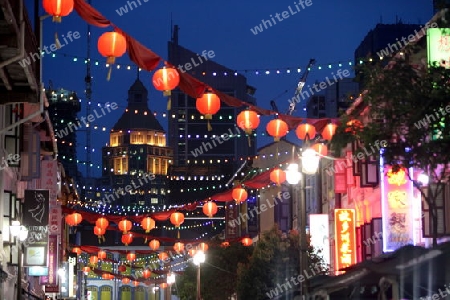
232, 187, 247, 203
98, 32, 127, 65
118, 265, 127, 273
121, 233, 133, 246
221, 241, 230, 248
72, 247, 82, 256
158, 252, 169, 261
270, 168, 286, 185
266, 119, 288, 141
102, 273, 114, 279
82, 266, 91, 273
160, 283, 168, 289
173, 242, 184, 253
89, 256, 99, 265
122, 278, 131, 284
322, 123, 337, 141
71, 213, 82, 226
126, 253, 136, 262
142, 269, 151, 279
140, 217, 155, 233
118, 219, 132, 234
196, 92, 220, 119
236, 110, 260, 135
149, 239, 160, 251
65, 213, 82, 226
202, 201, 218, 218
133, 281, 140, 287
242, 237, 253, 246
198, 242, 208, 252
188, 249, 196, 257
65, 214, 74, 226
96, 217, 109, 230
170, 212, 184, 227
312, 143, 328, 156
93, 226, 106, 236
152, 67, 180, 91
296, 123, 316, 140
98, 250, 107, 260
42, 0, 73, 22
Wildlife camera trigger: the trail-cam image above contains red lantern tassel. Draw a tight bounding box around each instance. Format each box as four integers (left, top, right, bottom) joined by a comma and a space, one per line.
55, 32, 62, 49
107, 66, 112, 81
207, 120, 212, 131
163, 90, 172, 110
247, 135, 251, 147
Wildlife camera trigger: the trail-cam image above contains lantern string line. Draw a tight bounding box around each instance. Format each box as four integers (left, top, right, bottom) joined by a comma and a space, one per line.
66, 0, 343, 130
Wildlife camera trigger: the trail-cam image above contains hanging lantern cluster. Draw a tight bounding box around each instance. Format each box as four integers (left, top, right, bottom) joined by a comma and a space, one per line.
152, 67, 180, 109
202, 201, 218, 218
266, 118, 288, 141
158, 252, 169, 261
42, 0, 74, 22
121, 233, 133, 246
296, 123, 316, 140
196, 92, 220, 131
170, 212, 184, 227
322, 123, 337, 141
98, 250, 107, 260
270, 168, 286, 186
89, 255, 99, 265
118, 265, 127, 273
149, 239, 160, 251
173, 242, 184, 253
232, 187, 247, 203
72, 247, 82, 256
198, 242, 208, 252
237, 110, 260, 135
242, 237, 253, 246
122, 278, 131, 284
126, 252, 136, 262
65, 213, 82, 226
97, 31, 127, 80
118, 219, 132, 234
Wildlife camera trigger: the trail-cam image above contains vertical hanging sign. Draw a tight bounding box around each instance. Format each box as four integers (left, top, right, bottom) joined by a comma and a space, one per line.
381, 166, 415, 252
334, 209, 357, 272
23, 189, 49, 267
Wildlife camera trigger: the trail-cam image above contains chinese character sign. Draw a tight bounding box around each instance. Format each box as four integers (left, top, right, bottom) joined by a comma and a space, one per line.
381, 166, 415, 252
334, 209, 356, 272
427, 28, 450, 68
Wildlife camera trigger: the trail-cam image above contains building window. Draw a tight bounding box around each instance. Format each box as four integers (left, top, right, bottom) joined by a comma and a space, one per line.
151, 198, 158, 204
113, 157, 128, 174
131, 133, 144, 144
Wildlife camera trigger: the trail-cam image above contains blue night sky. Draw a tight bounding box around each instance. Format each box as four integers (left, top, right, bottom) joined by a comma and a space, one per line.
25, 0, 432, 177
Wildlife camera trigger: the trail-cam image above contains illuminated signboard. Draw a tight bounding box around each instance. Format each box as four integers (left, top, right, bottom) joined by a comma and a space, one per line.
427, 28, 450, 68
310, 214, 330, 266
381, 164, 415, 252
334, 209, 357, 272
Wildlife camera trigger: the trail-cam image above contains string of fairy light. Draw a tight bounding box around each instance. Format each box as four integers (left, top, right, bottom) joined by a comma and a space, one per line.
48, 51, 364, 75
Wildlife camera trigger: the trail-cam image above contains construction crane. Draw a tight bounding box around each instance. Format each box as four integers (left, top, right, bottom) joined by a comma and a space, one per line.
286, 58, 316, 115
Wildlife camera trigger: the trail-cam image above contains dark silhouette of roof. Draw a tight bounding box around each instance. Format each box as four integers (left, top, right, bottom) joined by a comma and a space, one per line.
112, 79, 164, 132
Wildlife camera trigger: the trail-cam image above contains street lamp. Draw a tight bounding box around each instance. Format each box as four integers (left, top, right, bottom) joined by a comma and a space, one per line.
10, 221, 28, 300
193, 250, 205, 300
287, 146, 320, 299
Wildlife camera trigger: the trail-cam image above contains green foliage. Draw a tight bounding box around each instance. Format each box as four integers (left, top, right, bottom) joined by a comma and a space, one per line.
236, 226, 329, 299
332, 56, 450, 244
175, 240, 253, 300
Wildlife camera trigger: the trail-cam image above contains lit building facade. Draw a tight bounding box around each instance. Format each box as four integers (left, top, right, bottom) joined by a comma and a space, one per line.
101, 79, 172, 207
